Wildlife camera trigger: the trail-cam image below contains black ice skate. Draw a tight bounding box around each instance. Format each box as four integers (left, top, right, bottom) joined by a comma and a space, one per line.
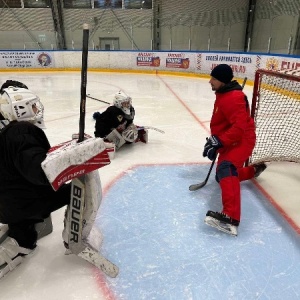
254, 163, 267, 178
204, 211, 239, 236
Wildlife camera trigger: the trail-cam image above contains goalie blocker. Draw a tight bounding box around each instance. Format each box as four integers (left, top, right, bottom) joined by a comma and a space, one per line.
42, 137, 114, 191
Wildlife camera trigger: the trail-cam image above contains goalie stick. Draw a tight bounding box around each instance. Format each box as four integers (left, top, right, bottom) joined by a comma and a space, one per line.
87, 94, 110, 105
138, 126, 165, 134
68, 23, 119, 278
78, 24, 89, 143
189, 77, 247, 191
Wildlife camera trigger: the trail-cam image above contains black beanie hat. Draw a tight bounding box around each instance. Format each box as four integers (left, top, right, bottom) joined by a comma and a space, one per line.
210, 64, 233, 84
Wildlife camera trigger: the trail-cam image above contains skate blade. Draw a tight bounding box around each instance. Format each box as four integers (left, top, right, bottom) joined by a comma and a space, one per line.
204, 216, 238, 236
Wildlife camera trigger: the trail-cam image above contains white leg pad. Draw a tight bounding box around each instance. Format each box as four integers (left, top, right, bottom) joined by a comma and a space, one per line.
62, 172, 119, 277
106, 129, 126, 150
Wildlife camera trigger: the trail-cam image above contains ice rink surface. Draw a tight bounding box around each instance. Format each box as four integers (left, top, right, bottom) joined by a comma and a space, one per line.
0, 71, 299, 300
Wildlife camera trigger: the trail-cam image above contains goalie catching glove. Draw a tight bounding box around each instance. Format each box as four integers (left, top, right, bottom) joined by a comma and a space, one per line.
122, 124, 138, 143
203, 135, 222, 161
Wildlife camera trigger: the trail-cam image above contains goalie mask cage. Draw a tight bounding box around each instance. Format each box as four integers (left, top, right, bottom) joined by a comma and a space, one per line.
249, 69, 300, 165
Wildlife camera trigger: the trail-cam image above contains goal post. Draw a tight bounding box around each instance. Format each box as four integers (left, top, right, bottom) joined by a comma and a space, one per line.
249, 69, 300, 165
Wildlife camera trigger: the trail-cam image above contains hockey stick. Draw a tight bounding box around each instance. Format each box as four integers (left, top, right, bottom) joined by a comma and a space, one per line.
69, 24, 119, 278
69, 23, 89, 249
87, 94, 110, 105
139, 126, 165, 134
241, 77, 247, 89
78, 24, 89, 143
189, 156, 217, 191
189, 77, 247, 191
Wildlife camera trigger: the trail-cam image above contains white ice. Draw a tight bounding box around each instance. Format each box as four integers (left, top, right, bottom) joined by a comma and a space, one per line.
0, 72, 299, 300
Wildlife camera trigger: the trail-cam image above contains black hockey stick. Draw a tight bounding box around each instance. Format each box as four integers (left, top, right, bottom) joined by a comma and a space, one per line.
189, 77, 248, 191
189, 156, 217, 191
70, 23, 89, 253
70, 24, 119, 278
87, 94, 110, 105
241, 77, 247, 88
78, 24, 89, 143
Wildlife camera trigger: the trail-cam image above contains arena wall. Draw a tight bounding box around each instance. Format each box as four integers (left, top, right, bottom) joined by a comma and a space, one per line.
0, 50, 299, 82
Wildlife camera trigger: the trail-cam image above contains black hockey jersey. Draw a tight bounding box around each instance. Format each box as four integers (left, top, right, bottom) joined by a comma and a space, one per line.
94, 105, 135, 138
0, 121, 59, 223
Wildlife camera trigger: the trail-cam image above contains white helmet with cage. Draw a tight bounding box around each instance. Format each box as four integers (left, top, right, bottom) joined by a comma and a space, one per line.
113, 91, 132, 115
0, 86, 45, 128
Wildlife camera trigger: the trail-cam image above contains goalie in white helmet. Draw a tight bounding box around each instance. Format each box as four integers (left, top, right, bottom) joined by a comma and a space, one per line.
93, 91, 148, 149
0, 84, 71, 279
0, 86, 45, 128
0, 80, 29, 121
113, 90, 133, 116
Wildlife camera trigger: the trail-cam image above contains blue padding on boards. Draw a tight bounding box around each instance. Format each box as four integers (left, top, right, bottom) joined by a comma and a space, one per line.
96, 165, 300, 300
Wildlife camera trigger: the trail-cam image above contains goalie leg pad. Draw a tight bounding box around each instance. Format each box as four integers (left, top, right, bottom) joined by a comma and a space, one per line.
0, 237, 35, 280
64, 171, 102, 253
62, 172, 118, 277
105, 129, 126, 150
136, 128, 148, 143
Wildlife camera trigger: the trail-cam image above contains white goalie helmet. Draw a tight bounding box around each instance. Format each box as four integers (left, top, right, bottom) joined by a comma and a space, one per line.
0, 86, 45, 128
122, 124, 138, 143
113, 91, 132, 115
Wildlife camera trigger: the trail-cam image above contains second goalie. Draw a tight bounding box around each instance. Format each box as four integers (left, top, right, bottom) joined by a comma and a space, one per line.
93, 91, 148, 149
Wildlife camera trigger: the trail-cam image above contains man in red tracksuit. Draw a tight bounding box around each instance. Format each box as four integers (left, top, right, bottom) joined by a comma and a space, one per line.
203, 64, 266, 236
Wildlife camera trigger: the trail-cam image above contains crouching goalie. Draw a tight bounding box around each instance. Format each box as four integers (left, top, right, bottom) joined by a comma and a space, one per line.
93, 91, 148, 149
0, 82, 117, 279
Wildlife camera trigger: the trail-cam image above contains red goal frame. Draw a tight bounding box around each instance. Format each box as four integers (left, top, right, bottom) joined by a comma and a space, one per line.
249, 69, 300, 164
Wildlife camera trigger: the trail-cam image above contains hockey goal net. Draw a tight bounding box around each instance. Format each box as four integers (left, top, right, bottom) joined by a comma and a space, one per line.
249, 69, 300, 164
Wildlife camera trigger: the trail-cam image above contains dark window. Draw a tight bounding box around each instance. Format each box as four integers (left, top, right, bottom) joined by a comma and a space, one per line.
64, 0, 92, 8
124, 0, 152, 9
23, 0, 50, 8
94, 0, 122, 8
0, 0, 21, 8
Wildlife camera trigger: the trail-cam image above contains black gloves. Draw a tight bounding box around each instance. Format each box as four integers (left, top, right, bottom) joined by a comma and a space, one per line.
203, 135, 222, 161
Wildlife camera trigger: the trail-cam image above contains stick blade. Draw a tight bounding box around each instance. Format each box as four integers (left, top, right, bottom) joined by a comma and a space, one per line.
189, 181, 206, 191
78, 247, 119, 278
